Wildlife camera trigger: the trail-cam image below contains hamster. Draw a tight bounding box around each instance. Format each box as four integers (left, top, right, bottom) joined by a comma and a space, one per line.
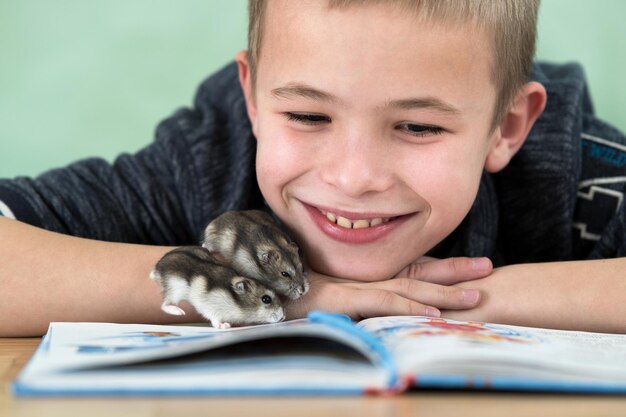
202, 210, 309, 300
150, 246, 285, 329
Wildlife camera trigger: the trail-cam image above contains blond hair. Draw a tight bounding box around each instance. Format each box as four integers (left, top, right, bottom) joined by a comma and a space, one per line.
247, 0, 540, 127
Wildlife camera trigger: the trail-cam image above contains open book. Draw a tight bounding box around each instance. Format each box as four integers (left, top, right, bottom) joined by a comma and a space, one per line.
12, 312, 626, 396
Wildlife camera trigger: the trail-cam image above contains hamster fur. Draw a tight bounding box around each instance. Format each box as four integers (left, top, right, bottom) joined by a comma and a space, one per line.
202, 210, 309, 300
150, 246, 285, 329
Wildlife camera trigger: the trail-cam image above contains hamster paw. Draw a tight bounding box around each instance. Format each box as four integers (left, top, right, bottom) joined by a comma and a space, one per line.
213, 321, 231, 330
161, 304, 186, 316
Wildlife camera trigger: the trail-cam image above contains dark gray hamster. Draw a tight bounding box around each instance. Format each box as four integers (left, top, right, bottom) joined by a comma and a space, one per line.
150, 246, 285, 329
202, 210, 309, 300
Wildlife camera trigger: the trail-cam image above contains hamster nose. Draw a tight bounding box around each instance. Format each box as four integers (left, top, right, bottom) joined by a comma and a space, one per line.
293, 287, 305, 298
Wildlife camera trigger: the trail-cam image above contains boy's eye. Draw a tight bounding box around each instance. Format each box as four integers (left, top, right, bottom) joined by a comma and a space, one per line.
396, 123, 444, 137
284, 112, 330, 125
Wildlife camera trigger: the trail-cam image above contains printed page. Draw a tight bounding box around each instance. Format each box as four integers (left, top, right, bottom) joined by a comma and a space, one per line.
358, 316, 626, 382
28, 320, 382, 371
14, 320, 389, 394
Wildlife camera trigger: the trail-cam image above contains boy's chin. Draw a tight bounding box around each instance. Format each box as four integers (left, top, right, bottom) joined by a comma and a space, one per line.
309, 255, 405, 282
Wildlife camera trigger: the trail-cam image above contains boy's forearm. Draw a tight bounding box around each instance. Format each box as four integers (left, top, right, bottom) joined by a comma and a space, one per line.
0, 218, 202, 337
443, 258, 626, 333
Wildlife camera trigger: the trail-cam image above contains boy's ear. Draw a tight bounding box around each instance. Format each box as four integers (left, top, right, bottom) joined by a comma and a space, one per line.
235, 50, 258, 136
484, 81, 547, 173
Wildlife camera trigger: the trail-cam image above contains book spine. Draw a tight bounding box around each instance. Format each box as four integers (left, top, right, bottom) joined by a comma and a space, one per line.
308, 311, 400, 389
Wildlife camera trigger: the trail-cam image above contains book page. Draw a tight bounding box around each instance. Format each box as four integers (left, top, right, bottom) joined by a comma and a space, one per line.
32, 320, 380, 371
14, 320, 390, 395
357, 316, 626, 382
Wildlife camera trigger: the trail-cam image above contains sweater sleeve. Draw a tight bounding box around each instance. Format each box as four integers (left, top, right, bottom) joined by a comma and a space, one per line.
0, 62, 262, 245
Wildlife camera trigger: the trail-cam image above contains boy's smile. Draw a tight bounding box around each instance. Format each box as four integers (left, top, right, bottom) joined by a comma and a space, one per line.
303, 202, 418, 245
238, 0, 500, 281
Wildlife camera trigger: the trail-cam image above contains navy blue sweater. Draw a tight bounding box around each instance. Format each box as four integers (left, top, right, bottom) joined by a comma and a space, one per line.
1, 62, 625, 266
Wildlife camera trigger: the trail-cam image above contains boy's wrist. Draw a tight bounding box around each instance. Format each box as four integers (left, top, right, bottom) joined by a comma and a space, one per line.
447, 259, 626, 333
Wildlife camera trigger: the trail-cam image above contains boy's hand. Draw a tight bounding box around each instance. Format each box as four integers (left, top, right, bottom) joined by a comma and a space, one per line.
285, 257, 492, 321
394, 256, 493, 285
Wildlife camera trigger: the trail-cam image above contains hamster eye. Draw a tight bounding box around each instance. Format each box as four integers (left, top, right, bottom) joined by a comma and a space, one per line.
281, 271, 291, 278
261, 295, 272, 304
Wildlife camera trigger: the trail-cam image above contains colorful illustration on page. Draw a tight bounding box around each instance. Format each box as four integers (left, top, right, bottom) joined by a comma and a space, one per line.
70, 331, 218, 354
371, 317, 541, 345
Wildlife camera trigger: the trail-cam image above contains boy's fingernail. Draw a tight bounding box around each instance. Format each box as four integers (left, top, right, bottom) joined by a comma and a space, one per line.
425, 307, 441, 317
463, 289, 480, 304
471, 257, 491, 271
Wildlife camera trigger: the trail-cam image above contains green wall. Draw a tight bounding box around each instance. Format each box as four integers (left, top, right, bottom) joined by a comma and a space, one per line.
2, 0, 625, 178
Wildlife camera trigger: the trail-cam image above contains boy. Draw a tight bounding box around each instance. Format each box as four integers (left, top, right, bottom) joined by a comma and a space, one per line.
1, 0, 625, 337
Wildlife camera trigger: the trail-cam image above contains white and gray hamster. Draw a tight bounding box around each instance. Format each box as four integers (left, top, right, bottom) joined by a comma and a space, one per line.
150, 246, 285, 329
202, 210, 309, 300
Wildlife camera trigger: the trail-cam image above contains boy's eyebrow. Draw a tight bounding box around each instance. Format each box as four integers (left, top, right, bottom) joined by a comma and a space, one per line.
271, 83, 337, 103
386, 97, 461, 115
270, 83, 461, 115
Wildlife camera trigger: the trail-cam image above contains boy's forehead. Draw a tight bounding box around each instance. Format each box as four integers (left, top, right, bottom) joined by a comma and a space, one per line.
258, 0, 495, 114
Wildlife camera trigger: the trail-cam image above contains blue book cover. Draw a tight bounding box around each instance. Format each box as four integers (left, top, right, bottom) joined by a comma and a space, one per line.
12, 312, 626, 396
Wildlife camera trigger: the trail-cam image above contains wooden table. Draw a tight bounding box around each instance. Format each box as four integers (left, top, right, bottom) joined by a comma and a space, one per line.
2, 338, 626, 417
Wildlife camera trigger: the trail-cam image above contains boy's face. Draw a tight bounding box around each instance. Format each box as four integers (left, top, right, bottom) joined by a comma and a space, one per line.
240, 0, 500, 281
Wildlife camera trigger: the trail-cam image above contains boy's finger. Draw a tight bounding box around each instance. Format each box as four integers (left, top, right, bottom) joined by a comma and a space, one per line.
349, 289, 441, 319
401, 257, 493, 285
369, 279, 481, 310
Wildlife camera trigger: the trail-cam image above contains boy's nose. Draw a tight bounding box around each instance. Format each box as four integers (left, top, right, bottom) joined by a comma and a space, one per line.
320, 134, 394, 198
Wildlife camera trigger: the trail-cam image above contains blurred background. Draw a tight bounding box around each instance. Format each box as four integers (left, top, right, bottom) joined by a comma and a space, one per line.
1, 0, 625, 178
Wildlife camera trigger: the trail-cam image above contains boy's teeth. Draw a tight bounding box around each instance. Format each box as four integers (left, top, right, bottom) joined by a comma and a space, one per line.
352, 220, 370, 229
370, 218, 383, 226
323, 211, 389, 229
336, 216, 352, 228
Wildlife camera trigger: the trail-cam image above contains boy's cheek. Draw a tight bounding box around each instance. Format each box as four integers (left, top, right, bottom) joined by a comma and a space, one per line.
255, 125, 317, 181
255, 141, 306, 208
256, 140, 299, 180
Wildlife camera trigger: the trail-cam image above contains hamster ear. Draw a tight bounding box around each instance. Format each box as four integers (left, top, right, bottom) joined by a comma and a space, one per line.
285, 241, 300, 255
258, 248, 280, 264
231, 277, 252, 294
